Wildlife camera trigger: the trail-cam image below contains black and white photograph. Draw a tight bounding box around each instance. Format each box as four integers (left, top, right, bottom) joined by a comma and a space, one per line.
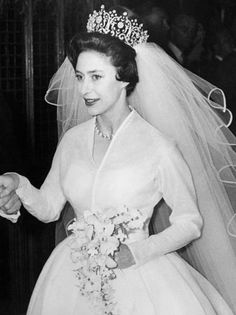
0, 0, 236, 314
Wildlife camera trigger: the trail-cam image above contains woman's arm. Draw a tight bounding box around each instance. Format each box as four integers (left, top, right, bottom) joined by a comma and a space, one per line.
128, 143, 203, 266
0, 139, 67, 223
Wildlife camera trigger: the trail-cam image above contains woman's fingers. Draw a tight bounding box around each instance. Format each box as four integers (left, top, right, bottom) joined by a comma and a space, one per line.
4, 193, 21, 214
0, 189, 15, 208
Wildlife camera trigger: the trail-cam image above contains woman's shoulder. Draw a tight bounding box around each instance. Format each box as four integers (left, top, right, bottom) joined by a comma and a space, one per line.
134, 111, 176, 151
57, 118, 94, 150
61, 118, 94, 140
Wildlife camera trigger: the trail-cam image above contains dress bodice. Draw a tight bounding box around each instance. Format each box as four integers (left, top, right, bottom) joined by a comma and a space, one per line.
15, 110, 202, 264
17, 109, 201, 225
61, 110, 164, 226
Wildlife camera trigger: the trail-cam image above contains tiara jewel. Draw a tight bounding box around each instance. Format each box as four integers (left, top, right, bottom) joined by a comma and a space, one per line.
87, 5, 149, 47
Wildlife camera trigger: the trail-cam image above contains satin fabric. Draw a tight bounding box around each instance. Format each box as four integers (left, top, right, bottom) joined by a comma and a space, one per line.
15, 110, 233, 314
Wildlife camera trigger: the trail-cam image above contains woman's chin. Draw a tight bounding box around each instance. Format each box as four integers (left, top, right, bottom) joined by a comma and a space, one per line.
87, 106, 107, 117
86, 106, 99, 116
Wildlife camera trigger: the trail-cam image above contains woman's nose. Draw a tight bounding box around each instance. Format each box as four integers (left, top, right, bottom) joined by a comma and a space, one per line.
80, 78, 92, 95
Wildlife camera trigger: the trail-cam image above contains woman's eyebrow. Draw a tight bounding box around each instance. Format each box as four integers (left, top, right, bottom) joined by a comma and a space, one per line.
75, 69, 104, 75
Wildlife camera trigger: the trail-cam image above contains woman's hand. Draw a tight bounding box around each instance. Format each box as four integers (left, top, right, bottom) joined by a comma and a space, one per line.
115, 243, 135, 269
0, 174, 21, 214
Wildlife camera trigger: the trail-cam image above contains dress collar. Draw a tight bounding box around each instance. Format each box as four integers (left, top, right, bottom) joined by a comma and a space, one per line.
89, 108, 136, 168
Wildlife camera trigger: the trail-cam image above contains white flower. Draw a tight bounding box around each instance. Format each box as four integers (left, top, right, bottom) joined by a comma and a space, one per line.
103, 222, 115, 236
105, 207, 118, 218
85, 274, 101, 292
105, 256, 117, 269
87, 247, 99, 256
127, 217, 145, 229
85, 224, 94, 239
100, 236, 119, 255
115, 229, 127, 242
112, 214, 126, 225
69, 205, 145, 315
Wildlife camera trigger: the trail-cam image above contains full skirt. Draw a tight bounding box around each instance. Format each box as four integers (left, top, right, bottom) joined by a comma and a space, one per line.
26, 237, 234, 315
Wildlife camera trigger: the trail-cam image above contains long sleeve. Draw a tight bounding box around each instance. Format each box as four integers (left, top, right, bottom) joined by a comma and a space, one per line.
128, 143, 203, 266
15, 140, 66, 223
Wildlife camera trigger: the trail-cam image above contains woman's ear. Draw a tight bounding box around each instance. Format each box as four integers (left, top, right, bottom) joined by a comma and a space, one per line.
115, 74, 129, 89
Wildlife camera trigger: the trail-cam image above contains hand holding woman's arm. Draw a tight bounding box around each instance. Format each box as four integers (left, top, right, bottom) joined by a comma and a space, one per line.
0, 174, 21, 219
6, 137, 67, 223
0, 135, 66, 223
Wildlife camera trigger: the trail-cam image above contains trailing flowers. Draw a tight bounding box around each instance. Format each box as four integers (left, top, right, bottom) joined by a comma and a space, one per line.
67, 205, 145, 315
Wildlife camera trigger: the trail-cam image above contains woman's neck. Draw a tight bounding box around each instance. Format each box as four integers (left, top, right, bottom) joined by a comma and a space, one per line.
96, 102, 131, 136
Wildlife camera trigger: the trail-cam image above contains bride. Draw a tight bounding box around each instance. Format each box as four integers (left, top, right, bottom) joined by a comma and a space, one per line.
0, 5, 236, 315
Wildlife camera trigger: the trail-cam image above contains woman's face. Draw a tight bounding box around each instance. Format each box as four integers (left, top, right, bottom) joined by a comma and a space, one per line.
76, 50, 127, 117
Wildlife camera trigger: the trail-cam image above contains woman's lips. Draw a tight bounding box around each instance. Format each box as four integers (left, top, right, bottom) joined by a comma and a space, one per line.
84, 98, 99, 106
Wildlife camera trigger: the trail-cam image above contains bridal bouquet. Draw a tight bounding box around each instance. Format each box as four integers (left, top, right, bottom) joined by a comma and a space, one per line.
68, 205, 145, 315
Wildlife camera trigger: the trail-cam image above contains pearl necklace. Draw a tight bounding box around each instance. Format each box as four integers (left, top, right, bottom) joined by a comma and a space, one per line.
95, 106, 133, 141
95, 119, 113, 141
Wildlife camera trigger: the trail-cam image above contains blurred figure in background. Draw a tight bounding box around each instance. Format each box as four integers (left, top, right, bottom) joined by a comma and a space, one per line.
137, 3, 170, 53
168, 14, 205, 73
204, 27, 234, 83
204, 27, 236, 132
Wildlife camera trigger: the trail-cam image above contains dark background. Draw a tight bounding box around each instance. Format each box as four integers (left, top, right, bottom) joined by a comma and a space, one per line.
0, 0, 235, 314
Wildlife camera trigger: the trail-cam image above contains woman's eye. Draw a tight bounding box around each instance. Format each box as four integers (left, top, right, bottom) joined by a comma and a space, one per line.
92, 74, 102, 81
76, 74, 83, 81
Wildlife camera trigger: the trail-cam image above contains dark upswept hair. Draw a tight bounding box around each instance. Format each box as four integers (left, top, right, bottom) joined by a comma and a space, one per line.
67, 32, 139, 96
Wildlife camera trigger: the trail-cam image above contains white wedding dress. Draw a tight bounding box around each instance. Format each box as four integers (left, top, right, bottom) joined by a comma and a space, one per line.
14, 110, 233, 314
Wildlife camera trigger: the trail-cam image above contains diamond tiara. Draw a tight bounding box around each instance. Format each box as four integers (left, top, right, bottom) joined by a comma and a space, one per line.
86, 5, 149, 47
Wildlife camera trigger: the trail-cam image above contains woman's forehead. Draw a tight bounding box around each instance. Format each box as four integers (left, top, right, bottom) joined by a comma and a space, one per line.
76, 50, 114, 72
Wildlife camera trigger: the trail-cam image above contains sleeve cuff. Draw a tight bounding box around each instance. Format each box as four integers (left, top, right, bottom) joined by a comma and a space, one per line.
15, 175, 30, 197
126, 239, 148, 267
3, 172, 29, 200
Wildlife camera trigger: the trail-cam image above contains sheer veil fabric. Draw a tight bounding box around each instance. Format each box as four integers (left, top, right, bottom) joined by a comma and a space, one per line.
45, 42, 236, 311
